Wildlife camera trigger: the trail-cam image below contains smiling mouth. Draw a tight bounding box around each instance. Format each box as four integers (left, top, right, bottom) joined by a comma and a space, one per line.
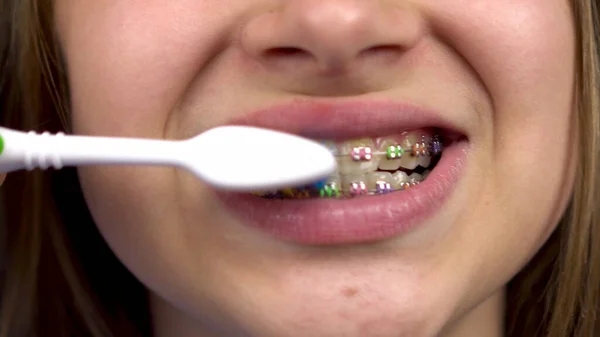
216, 100, 469, 244
253, 127, 461, 199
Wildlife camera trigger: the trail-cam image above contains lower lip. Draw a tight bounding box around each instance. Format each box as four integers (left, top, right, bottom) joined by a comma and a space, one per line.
216, 141, 469, 245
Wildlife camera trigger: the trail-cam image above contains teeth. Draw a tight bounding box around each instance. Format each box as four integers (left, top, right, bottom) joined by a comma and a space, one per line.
366, 172, 394, 194
337, 157, 380, 174
408, 173, 423, 184
338, 138, 374, 157
365, 172, 393, 190
255, 131, 445, 199
398, 135, 419, 170
325, 174, 342, 186
430, 137, 443, 156
341, 174, 370, 196
319, 174, 342, 198
377, 133, 434, 171
378, 160, 402, 171
338, 138, 380, 174
402, 134, 418, 148
399, 155, 419, 170
391, 171, 410, 189
320, 140, 340, 156
342, 174, 365, 192
418, 155, 431, 168
377, 139, 403, 171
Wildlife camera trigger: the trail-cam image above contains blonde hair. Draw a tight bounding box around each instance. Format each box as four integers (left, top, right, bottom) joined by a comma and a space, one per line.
0, 0, 599, 336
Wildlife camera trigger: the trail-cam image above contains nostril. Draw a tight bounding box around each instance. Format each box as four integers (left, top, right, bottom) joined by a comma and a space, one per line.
265, 47, 305, 56
263, 47, 313, 61
260, 47, 317, 70
358, 45, 404, 62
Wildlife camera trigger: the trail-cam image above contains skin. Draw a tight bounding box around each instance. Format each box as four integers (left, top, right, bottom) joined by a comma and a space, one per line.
43, 0, 577, 336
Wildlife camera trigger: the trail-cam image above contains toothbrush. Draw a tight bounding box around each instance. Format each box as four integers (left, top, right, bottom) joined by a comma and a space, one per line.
0, 126, 336, 191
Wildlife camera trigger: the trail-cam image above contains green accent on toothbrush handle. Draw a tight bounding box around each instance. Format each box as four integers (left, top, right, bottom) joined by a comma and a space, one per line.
0, 134, 4, 155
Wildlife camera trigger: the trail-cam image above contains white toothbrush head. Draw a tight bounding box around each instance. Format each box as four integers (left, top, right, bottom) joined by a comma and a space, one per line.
184, 126, 336, 191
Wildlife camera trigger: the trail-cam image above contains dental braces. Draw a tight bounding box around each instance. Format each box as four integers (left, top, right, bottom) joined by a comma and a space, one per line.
255, 135, 442, 199
329, 135, 443, 161
257, 178, 423, 199
343, 179, 422, 197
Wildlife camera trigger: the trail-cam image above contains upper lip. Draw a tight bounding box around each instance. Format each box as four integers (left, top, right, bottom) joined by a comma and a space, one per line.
226, 98, 467, 140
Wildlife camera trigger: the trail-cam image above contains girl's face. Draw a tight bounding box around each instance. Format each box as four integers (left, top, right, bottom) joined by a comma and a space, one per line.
55, 1, 575, 336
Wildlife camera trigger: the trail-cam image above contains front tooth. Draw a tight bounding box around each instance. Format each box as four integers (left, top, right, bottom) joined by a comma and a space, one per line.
342, 174, 368, 196
366, 172, 394, 194
338, 138, 379, 174
338, 138, 374, 157
365, 172, 393, 189
342, 174, 365, 190
391, 171, 410, 189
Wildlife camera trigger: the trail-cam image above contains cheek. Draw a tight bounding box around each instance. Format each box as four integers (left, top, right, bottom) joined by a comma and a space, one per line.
53, 1, 253, 305
430, 0, 574, 89
54, 0, 235, 137
431, 0, 576, 199
408, 0, 576, 300
451, 0, 576, 288
429, 0, 575, 120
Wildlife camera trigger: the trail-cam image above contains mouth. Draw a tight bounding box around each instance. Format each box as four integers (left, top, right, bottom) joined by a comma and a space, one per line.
215, 99, 469, 245
253, 128, 454, 199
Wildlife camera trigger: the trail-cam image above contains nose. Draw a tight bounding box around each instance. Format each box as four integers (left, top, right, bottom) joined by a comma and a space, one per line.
240, 0, 423, 75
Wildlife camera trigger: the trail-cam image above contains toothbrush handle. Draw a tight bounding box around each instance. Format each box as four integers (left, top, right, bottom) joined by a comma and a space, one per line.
0, 127, 182, 173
